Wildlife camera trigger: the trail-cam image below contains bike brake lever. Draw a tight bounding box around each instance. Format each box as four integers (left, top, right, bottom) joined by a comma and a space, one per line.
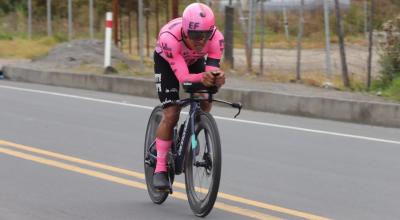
232, 102, 242, 118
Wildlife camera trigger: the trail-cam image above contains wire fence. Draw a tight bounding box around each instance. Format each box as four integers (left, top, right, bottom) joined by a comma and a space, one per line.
0, 0, 399, 86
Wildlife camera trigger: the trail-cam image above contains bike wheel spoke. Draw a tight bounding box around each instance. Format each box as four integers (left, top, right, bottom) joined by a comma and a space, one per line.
185, 111, 221, 217
192, 129, 214, 201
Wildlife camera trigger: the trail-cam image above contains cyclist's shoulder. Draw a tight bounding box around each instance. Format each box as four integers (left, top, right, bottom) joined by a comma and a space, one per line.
210, 29, 224, 41
206, 29, 224, 54
158, 18, 183, 43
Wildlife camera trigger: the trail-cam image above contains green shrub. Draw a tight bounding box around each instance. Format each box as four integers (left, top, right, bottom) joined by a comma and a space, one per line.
0, 32, 13, 40
379, 15, 400, 86
384, 77, 400, 101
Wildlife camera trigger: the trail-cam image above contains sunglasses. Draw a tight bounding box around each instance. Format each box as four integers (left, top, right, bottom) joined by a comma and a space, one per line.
187, 30, 213, 41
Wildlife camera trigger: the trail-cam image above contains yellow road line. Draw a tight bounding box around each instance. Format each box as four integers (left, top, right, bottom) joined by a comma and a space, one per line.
0, 140, 145, 179
0, 139, 330, 220
0, 147, 280, 220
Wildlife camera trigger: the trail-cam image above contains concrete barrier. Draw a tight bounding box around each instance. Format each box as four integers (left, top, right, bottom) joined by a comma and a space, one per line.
3, 65, 400, 128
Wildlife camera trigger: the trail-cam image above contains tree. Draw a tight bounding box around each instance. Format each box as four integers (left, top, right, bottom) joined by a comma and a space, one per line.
334, 0, 351, 88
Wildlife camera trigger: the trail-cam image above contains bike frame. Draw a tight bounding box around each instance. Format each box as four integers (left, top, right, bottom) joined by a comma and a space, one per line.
146, 92, 242, 176
172, 93, 209, 175
144, 83, 242, 214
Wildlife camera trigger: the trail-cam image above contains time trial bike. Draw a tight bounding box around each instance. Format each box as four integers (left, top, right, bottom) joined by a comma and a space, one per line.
144, 82, 242, 217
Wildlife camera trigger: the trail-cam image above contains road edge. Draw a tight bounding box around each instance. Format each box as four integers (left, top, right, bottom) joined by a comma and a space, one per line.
3, 65, 400, 128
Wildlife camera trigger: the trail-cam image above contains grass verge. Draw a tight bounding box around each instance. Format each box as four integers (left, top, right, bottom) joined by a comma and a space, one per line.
0, 37, 60, 59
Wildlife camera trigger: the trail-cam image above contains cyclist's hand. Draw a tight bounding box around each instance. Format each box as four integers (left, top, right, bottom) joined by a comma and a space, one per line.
214, 71, 225, 88
201, 72, 216, 87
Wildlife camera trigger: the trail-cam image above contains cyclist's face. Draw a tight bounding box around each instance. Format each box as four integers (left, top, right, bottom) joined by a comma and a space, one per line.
185, 30, 212, 52
186, 37, 207, 52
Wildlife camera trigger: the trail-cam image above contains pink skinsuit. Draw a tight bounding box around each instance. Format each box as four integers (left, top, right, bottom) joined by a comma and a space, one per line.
155, 18, 224, 83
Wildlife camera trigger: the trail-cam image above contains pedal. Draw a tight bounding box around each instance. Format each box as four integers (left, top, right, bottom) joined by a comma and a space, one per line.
155, 188, 169, 192
168, 175, 173, 194
155, 187, 172, 194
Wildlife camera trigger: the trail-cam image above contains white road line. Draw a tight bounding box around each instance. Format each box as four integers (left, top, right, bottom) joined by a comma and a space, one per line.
1, 84, 399, 145
0, 85, 154, 110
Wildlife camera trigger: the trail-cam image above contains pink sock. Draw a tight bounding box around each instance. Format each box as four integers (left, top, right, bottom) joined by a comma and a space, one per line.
155, 138, 172, 173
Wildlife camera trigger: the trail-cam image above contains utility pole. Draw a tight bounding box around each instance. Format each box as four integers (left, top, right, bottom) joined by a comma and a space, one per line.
138, 0, 145, 71
112, 0, 120, 46
259, 0, 266, 75
119, 6, 123, 51
364, 0, 368, 39
145, 7, 150, 57
296, 0, 304, 81
28, 0, 32, 39
172, 0, 179, 19
89, 0, 94, 39
224, 4, 234, 69
367, 0, 375, 89
68, 0, 73, 41
47, 0, 52, 37
155, 0, 160, 36
323, 0, 332, 82
334, 0, 350, 88
282, 0, 289, 41
247, 0, 256, 72
128, 12, 132, 54
165, 0, 169, 22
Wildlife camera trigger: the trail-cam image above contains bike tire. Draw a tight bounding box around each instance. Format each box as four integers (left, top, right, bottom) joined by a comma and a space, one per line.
144, 106, 169, 204
184, 111, 221, 217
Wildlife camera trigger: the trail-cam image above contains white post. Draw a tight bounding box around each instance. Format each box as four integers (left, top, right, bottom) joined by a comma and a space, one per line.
104, 12, 113, 68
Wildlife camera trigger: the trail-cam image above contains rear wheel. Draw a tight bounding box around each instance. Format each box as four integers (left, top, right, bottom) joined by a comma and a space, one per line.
184, 111, 221, 217
144, 106, 169, 204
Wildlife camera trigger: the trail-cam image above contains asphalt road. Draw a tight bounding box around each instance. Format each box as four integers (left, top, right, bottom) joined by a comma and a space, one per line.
1, 80, 400, 220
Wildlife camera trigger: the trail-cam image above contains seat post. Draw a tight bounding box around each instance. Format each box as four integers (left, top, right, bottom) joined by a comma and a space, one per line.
208, 93, 213, 103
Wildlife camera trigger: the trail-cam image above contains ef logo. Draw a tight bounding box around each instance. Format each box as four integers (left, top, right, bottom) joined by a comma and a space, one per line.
189, 22, 199, 30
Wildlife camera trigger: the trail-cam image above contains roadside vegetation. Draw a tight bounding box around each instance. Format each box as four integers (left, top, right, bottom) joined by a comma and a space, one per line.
372, 15, 400, 101
0, 0, 399, 101
0, 36, 62, 59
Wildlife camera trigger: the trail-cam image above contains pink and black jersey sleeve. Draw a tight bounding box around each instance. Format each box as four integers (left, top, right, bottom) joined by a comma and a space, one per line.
158, 33, 203, 83
206, 29, 224, 72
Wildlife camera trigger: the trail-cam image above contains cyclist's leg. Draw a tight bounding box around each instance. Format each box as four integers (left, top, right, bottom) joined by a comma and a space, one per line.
188, 57, 212, 113
155, 105, 180, 173
200, 98, 212, 112
153, 52, 181, 189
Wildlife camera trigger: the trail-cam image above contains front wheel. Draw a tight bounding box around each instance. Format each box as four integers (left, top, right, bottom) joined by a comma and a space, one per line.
184, 111, 221, 217
144, 106, 169, 204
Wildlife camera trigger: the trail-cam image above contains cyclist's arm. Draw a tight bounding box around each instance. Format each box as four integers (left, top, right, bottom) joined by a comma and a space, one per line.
172, 55, 204, 83
205, 30, 224, 72
159, 34, 203, 83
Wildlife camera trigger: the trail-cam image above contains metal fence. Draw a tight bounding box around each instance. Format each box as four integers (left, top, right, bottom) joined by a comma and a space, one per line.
1, 0, 398, 87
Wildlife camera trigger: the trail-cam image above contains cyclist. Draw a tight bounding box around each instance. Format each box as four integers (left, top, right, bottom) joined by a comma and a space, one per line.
152, 2, 225, 190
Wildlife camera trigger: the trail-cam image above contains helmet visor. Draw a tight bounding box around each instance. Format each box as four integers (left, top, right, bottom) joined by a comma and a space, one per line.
187, 30, 213, 41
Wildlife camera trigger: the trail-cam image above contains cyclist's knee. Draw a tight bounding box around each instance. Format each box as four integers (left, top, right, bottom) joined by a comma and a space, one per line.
162, 105, 180, 126
201, 101, 212, 112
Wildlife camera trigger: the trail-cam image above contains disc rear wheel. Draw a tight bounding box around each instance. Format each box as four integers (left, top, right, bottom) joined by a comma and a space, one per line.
144, 106, 169, 204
